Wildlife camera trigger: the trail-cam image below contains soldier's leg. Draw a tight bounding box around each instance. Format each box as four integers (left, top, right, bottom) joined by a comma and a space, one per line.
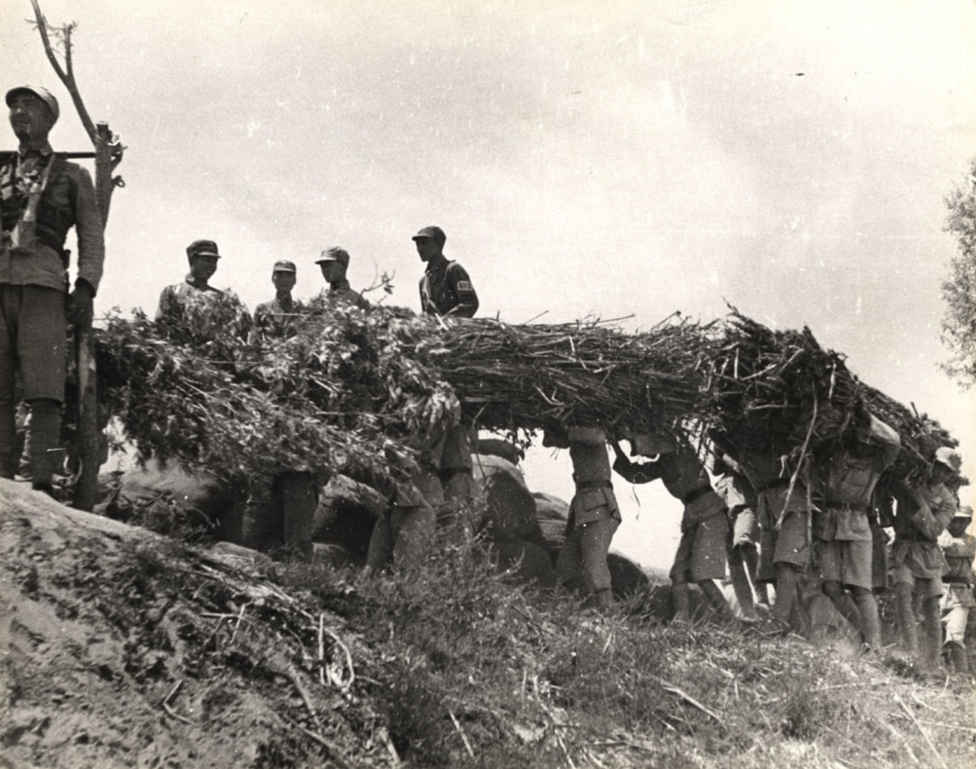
578, 516, 619, 609
727, 521, 757, 620
20, 287, 67, 493
669, 528, 696, 622
917, 578, 944, 671
743, 547, 769, 607
555, 528, 585, 596
773, 562, 800, 627
852, 587, 882, 652
0, 287, 20, 479
894, 580, 919, 656
695, 514, 733, 621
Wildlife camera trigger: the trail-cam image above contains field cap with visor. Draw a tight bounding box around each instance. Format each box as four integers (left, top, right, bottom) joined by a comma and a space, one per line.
935, 446, 962, 475
953, 505, 973, 521
411, 226, 446, 246
272, 260, 296, 273
316, 247, 350, 267
186, 239, 221, 259
6, 85, 60, 123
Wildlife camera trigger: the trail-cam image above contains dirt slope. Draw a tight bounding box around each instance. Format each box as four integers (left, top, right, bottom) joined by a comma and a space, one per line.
0, 479, 394, 769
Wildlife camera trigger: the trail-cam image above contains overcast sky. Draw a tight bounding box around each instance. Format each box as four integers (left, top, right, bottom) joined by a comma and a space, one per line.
3, 0, 974, 569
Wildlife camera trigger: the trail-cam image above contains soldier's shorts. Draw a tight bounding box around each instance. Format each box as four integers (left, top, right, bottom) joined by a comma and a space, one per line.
0, 285, 67, 403
671, 512, 728, 584
758, 509, 809, 582
815, 537, 871, 591
942, 584, 975, 646
890, 540, 944, 599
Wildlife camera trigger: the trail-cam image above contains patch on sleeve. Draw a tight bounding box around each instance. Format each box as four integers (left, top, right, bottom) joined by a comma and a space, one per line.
456, 281, 473, 292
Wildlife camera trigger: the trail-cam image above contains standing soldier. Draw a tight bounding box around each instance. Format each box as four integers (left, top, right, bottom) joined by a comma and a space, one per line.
613, 434, 734, 623
888, 447, 960, 671
413, 226, 478, 318
315, 247, 369, 310
544, 423, 620, 610
412, 226, 478, 513
156, 239, 225, 320
251, 260, 302, 342
939, 505, 975, 675
1, 85, 105, 495
812, 405, 900, 653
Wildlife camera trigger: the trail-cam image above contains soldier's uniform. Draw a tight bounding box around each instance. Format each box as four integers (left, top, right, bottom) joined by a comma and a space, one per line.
0, 86, 105, 488
252, 260, 304, 340
545, 426, 620, 605
413, 226, 478, 318
315, 247, 369, 311
939, 507, 975, 674
614, 439, 728, 586
813, 414, 900, 591
156, 239, 225, 321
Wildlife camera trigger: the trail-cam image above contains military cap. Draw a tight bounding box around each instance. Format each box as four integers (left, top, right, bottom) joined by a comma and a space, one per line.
272, 260, 296, 273
935, 446, 962, 475
953, 506, 973, 520
411, 226, 446, 246
316, 247, 350, 267
186, 239, 222, 259
5, 85, 59, 123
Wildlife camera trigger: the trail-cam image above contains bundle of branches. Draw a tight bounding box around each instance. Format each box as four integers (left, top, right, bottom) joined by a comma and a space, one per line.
703, 310, 960, 484
94, 297, 459, 502
431, 314, 714, 437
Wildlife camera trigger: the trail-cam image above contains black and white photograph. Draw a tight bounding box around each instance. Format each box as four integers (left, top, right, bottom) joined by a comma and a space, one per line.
1, 1, 974, 766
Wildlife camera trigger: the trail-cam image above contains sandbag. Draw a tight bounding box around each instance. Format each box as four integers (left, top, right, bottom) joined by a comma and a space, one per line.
532, 492, 570, 559
489, 540, 557, 588
106, 457, 234, 535
477, 438, 523, 466
472, 454, 542, 543
311, 475, 388, 563
608, 553, 650, 599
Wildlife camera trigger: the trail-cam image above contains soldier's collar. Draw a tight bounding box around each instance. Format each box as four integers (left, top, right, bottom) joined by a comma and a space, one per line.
17, 141, 53, 158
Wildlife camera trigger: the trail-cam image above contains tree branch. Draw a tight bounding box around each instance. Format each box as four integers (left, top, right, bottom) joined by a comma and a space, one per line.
29, 0, 97, 143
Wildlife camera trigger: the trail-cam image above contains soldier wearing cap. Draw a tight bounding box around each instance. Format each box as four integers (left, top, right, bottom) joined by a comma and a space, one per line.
315, 247, 369, 311
251, 260, 304, 341
939, 504, 974, 675
1, 85, 105, 495
156, 239, 225, 321
888, 446, 961, 671
413, 226, 478, 318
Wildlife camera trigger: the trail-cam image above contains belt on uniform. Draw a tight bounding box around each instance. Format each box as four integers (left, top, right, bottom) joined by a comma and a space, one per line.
754, 477, 789, 494
576, 479, 613, 491
823, 500, 870, 513
681, 485, 713, 506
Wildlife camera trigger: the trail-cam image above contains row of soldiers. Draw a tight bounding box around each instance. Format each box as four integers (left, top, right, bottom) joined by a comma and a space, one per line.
2, 84, 973, 678
154, 226, 479, 338
552, 412, 973, 677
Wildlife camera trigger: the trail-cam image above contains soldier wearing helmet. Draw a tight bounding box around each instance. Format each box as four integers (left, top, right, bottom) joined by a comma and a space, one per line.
1, 85, 105, 495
